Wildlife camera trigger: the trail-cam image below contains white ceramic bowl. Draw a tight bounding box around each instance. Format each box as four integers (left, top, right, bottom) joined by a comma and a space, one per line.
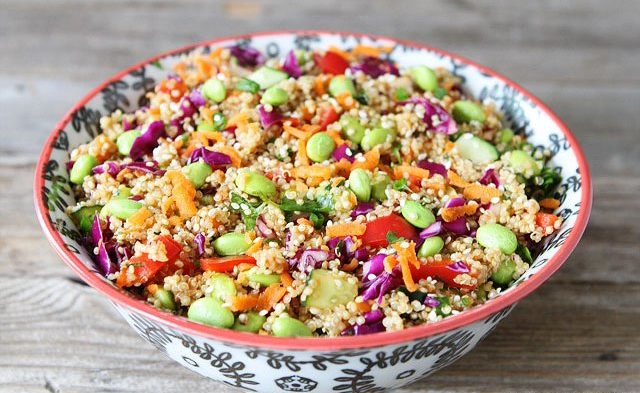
35, 31, 592, 392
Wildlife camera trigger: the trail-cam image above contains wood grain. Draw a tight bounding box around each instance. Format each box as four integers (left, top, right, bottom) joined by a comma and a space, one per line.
1, 0, 639, 392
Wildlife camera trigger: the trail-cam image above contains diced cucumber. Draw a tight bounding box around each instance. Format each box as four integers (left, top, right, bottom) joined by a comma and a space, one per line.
232, 311, 266, 333
71, 205, 103, 233
303, 269, 357, 309
247, 273, 281, 287
208, 273, 237, 302
508, 150, 541, 176
455, 133, 499, 164
248, 66, 288, 90
491, 259, 516, 286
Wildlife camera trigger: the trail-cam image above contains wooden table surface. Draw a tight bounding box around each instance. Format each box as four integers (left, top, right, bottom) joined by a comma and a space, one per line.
1, 1, 639, 392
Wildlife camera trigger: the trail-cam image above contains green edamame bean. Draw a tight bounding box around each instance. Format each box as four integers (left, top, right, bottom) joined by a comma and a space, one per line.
213, 233, 251, 256
509, 150, 540, 176
360, 127, 394, 151
371, 174, 391, 202
71, 205, 103, 233
349, 169, 371, 202
187, 297, 234, 328
476, 223, 518, 254
154, 289, 176, 311
418, 236, 445, 258
328, 75, 356, 97
401, 200, 435, 228
452, 100, 486, 124
271, 316, 313, 337
498, 128, 514, 144
113, 186, 132, 199
202, 78, 226, 103
261, 86, 289, 106
306, 132, 336, 162
235, 171, 277, 199
116, 130, 141, 156
183, 161, 213, 189
232, 312, 266, 333
339, 115, 365, 144
197, 122, 216, 132
208, 273, 237, 301
410, 65, 438, 92
491, 259, 516, 286
247, 273, 281, 287
70, 154, 98, 185
100, 198, 143, 220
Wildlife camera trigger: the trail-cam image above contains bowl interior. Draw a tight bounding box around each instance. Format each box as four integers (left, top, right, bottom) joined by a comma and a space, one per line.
36, 31, 589, 347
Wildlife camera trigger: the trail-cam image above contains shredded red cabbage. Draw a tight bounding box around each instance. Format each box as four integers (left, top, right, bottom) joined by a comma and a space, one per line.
189, 89, 207, 108
423, 296, 441, 308
332, 143, 356, 163
417, 159, 447, 178
350, 201, 374, 218
194, 233, 206, 256
90, 214, 117, 276
447, 261, 470, 273
229, 44, 264, 67
129, 121, 165, 160
349, 56, 399, 78
445, 197, 466, 208
189, 147, 232, 167
122, 118, 134, 131
258, 105, 283, 128
361, 253, 386, 282
363, 309, 384, 324
255, 215, 275, 239
402, 97, 458, 135
282, 49, 302, 78
443, 217, 469, 235
361, 266, 403, 304
480, 168, 500, 187
354, 247, 369, 262
419, 221, 443, 239
92, 161, 121, 176
93, 160, 164, 177
341, 320, 385, 336
288, 248, 330, 272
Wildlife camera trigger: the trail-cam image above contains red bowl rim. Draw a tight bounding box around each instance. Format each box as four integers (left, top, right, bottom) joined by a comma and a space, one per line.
34, 30, 592, 351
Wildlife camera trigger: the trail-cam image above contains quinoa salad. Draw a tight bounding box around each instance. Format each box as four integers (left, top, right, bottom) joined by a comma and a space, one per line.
66, 44, 563, 337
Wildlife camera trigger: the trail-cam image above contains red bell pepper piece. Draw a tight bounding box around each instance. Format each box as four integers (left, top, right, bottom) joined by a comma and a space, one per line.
410, 259, 476, 290
535, 212, 559, 230
361, 214, 418, 248
315, 51, 349, 75
318, 106, 339, 131
116, 255, 166, 287
200, 256, 257, 273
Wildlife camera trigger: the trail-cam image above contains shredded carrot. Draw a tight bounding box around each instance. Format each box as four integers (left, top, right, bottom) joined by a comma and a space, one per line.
167, 170, 197, 218
306, 176, 325, 187
393, 242, 420, 269
149, 107, 161, 119
444, 141, 455, 153
256, 284, 287, 311
326, 130, 346, 146
535, 212, 560, 230
383, 255, 398, 273
280, 272, 294, 287
539, 198, 561, 210
284, 125, 311, 140
355, 300, 372, 313
168, 216, 182, 226
393, 165, 430, 180
227, 112, 249, 128
398, 254, 418, 292
326, 222, 367, 238
463, 184, 502, 204
146, 283, 160, 296
352, 44, 382, 58
335, 91, 355, 109
296, 217, 314, 228
245, 238, 263, 256
291, 165, 333, 180
300, 105, 314, 122
441, 204, 478, 222
208, 46, 223, 60
237, 263, 255, 272
162, 195, 175, 215
215, 146, 242, 167
297, 138, 309, 166
424, 181, 446, 192
341, 258, 359, 272
301, 124, 322, 134
314, 75, 327, 96
332, 159, 352, 177
447, 170, 472, 188
127, 207, 152, 226
351, 148, 380, 171
196, 130, 224, 144
229, 294, 259, 312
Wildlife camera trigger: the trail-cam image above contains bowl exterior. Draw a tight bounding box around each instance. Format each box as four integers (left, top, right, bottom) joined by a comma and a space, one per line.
115, 302, 515, 392
35, 31, 591, 389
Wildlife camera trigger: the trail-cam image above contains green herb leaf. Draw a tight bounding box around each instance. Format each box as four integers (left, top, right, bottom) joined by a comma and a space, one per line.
309, 212, 326, 229
393, 178, 410, 191
279, 195, 334, 214
395, 87, 409, 101
230, 193, 262, 230
385, 230, 405, 244
212, 113, 227, 131
354, 91, 369, 105
525, 167, 562, 200
516, 243, 533, 265
433, 87, 447, 100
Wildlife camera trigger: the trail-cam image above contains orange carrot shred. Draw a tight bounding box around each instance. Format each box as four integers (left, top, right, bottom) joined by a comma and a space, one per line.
256, 284, 287, 311
355, 301, 372, 313
393, 165, 430, 180
539, 198, 561, 210
441, 204, 478, 222
463, 184, 502, 204
326, 222, 367, 238
280, 272, 294, 287
127, 207, 152, 226
229, 294, 259, 312
351, 148, 380, 171
447, 170, 472, 188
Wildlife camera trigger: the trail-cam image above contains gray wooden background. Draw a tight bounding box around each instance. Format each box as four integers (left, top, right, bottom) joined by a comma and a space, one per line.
1, 0, 639, 392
